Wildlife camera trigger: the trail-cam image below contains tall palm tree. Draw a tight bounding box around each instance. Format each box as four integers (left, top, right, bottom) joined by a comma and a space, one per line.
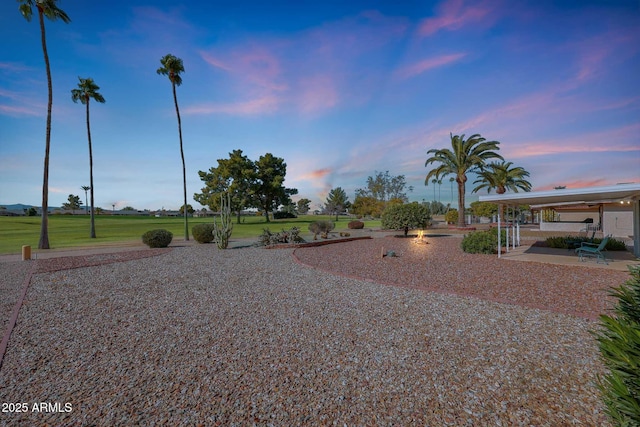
72, 78, 105, 238
19, 0, 70, 249
472, 161, 532, 220
425, 133, 503, 227
157, 54, 189, 241
81, 185, 90, 214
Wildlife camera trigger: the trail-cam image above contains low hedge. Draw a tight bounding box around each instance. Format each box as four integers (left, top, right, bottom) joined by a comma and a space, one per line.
142, 229, 173, 248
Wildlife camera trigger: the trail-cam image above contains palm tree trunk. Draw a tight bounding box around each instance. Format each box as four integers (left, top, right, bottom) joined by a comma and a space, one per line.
38, 7, 51, 249
86, 98, 96, 238
172, 82, 188, 241
457, 177, 466, 227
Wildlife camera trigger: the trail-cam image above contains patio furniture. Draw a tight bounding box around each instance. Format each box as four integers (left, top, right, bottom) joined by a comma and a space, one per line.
566, 229, 596, 250
575, 235, 611, 264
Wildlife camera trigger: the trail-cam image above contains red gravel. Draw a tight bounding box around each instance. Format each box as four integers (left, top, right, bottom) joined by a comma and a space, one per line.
293, 236, 630, 320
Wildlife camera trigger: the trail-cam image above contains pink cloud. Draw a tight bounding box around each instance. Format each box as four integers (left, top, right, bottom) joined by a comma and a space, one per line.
418, 0, 501, 36
297, 75, 339, 114
395, 53, 467, 79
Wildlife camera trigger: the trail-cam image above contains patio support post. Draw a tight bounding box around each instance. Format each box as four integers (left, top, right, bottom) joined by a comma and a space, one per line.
506, 219, 509, 253
497, 213, 501, 258
516, 221, 520, 247
634, 198, 640, 257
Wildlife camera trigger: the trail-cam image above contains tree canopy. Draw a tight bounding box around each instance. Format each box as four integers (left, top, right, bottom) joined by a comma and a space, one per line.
325, 187, 350, 221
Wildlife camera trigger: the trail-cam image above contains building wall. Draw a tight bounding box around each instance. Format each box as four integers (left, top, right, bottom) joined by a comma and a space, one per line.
603, 204, 634, 238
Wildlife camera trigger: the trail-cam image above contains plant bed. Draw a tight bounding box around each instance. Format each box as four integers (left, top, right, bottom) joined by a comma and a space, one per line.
264, 236, 372, 249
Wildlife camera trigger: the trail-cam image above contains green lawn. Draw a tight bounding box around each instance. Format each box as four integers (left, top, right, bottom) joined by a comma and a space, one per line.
0, 214, 380, 254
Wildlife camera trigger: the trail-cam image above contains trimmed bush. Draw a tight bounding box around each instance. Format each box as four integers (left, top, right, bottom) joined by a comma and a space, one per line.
257, 227, 305, 246
461, 228, 506, 254
142, 229, 173, 248
273, 211, 297, 219
348, 220, 365, 229
594, 265, 640, 425
381, 202, 431, 230
445, 209, 458, 224
309, 220, 334, 239
546, 235, 628, 251
192, 223, 215, 243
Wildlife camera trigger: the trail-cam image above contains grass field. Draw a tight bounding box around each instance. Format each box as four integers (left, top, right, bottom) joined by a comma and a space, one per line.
0, 214, 381, 254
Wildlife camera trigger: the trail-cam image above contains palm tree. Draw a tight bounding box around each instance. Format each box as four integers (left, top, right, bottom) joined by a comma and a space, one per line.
19, 0, 70, 249
157, 54, 189, 241
472, 161, 532, 220
72, 78, 105, 238
449, 177, 455, 205
431, 178, 437, 202
81, 185, 90, 215
425, 133, 503, 227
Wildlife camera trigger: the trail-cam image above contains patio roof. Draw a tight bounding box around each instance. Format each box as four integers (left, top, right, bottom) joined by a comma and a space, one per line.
478, 183, 640, 207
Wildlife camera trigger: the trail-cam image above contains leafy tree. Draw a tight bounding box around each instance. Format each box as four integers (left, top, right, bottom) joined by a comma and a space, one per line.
251, 153, 297, 223
472, 161, 532, 219
72, 77, 105, 238
296, 198, 312, 215
62, 194, 82, 211
194, 149, 256, 224
356, 171, 408, 206
179, 204, 194, 215
19, 0, 71, 249
425, 133, 503, 227
325, 187, 350, 221
351, 195, 384, 218
381, 202, 431, 231
28, 207, 38, 216
470, 201, 498, 218
122, 206, 135, 211
157, 53, 188, 240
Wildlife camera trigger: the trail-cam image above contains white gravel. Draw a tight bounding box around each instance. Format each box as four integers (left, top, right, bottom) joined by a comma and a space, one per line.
0, 242, 617, 426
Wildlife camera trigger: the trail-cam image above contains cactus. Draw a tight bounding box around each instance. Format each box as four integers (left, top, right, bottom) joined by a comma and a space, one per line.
213, 192, 233, 249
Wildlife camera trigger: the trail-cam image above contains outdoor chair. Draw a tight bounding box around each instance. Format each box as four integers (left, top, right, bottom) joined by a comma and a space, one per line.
566, 229, 596, 250
575, 235, 611, 264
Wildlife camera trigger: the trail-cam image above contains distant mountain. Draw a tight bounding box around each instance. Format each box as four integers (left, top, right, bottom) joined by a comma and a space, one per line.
0, 203, 61, 211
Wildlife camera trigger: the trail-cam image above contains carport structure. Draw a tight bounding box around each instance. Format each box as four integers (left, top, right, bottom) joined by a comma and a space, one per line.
479, 183, 640, 257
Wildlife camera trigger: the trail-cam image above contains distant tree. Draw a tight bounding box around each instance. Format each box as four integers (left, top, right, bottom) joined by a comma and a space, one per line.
351, 195, 384, 218
194, 149, 256, 224
28, 207, 38, 216
470, 201, 498, 219
251, 153, 297, 223
381, 202, 431, 231
425, 133, 503, 227
122, 206, 135, 211
356, 171, 408, 207
72, 77, 105, 238
80, 185, 90, 214
62, 194, 82, 211
325, 187, 350, 221
179, 204, 194, 215
18, 0, 71, 249
296, 198, 312, 215
554, 186, 566, 190
157, 53, 188, 240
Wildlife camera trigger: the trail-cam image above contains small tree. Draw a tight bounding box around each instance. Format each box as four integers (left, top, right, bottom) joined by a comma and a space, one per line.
296, 198, 311, 215
62, 194, 82, 211
325, 187, 350, 221
381, 202, 431, 232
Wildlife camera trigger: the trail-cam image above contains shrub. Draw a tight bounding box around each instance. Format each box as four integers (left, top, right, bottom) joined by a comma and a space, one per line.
257, 227, 305, 246
545, 235, 628, 251
348, 220, 364, 229
445, 209, 458, 224
594, 265, 640, 426
461, 228, 506, 254
142, 229, 173, 248
381, 202, 431, 230
309, 220, 334, 239
192, 223, 215, 243
273, 211, 297, 219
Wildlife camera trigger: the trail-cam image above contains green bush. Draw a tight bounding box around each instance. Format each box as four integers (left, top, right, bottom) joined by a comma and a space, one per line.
381, 202, 431, 230
142, 229, 173, 248
273, 211, 297, 219
594, 265, 640, 426
192, 223, 215, 243
546, 235, 628, 251
348, 220, 364, 229
257, 227, 305, 246
309, 220, 334, 239
445, 209, 458, 224
461, 228, 506, 254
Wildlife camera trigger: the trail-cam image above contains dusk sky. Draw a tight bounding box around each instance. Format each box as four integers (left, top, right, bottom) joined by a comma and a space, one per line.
1, 0, 639, 212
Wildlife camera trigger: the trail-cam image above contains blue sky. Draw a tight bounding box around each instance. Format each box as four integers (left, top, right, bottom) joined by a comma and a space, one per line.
1, 0, 639, 211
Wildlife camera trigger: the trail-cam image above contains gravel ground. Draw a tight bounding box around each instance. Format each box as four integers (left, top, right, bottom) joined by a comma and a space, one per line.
0, 238, 629, 426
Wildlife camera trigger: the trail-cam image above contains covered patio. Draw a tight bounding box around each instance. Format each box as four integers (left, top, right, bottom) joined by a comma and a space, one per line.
479, 183, 640, 257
